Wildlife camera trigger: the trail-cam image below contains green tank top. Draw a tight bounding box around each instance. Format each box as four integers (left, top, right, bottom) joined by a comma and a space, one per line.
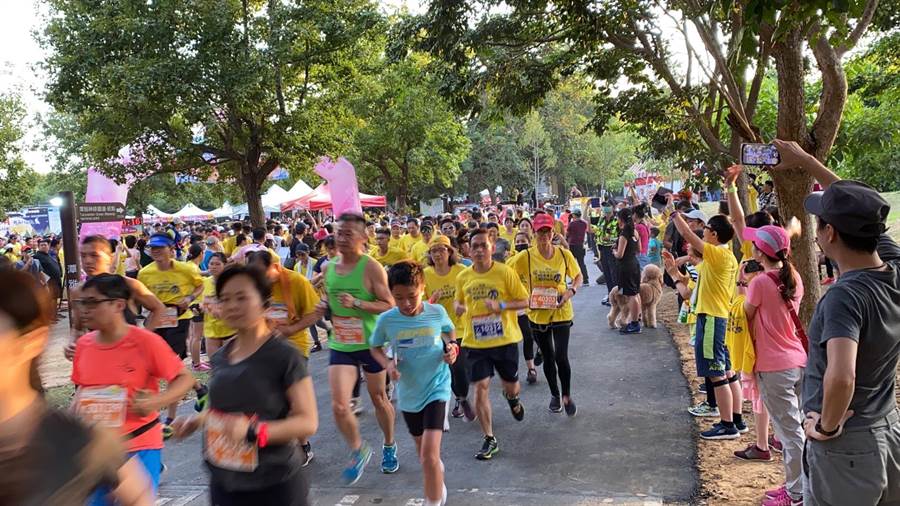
325, 254, 378, 353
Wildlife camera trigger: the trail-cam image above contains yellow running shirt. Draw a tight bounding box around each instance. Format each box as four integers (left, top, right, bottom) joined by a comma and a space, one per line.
369, 247, 409, 268
508, 246, 579, 325
424, 264, 466, 331
137, 261, 203, 321
201, 276, 235, 339
454, 262, 528, 349
268, 269, 320, 357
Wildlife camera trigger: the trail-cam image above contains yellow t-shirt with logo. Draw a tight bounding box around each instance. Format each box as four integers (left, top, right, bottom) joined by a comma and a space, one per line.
399, 234, 423, 253
369, 246, 409, 268
508, 246, 579, 325
726, 293, 755, 374
424, 264, 466, 331
201, 276, 236, 338
137, 261, 203, 321
410, 240, 430, 265
695, 243, 738, 318
222, 236, 237, 257
454, 262, 528, 349
268, 269, 320, 357
500, 228, 517, 245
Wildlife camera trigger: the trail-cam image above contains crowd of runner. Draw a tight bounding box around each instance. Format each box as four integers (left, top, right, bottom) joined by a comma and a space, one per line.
0, 139, 897, 506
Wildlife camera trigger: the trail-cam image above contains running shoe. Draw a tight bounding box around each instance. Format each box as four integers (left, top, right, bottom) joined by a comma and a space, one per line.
526, 368, 538, 385
350, 397, 364, 416
699, 423, 740, 440
301, 442, 314, 467
503, 392, 525, 421
762, 490, 803, 506
381, 443, 399, 474
601, 296, 611, 306
460, 399, 476, 422
193, 384, 209, 412
735, 420, 749, 433
451, 399, 464, 418
619, 321, 642, 334
564, 398, 577, 417
549, 396, 563, 413
769, 435, 783, 453
341, 442, 372, 485
765, 485, 787, 499
688, 401, 720, 417
162, 422, 175, 441
733, 443, 771, 461
697, 383, 707, 394
475, 436, 499, 460
310, 343, 323, 353
191, 362, 211, 372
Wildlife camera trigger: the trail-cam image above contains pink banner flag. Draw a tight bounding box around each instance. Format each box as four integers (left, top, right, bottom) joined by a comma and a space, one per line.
314, 156, 362, 216
79, 168, 132, 240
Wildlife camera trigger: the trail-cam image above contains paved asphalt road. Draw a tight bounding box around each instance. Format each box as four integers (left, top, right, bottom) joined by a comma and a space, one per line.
158, 261, 697, 505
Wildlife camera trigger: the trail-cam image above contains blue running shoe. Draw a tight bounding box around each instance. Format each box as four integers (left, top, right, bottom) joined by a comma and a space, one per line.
381, 443, 399, 473
341, 442, 372, 485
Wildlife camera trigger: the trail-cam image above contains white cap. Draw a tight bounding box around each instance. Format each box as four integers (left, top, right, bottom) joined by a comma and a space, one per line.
683, 209, 708, 223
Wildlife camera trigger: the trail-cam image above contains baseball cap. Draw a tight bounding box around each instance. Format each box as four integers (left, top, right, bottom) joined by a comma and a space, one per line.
428, 235, 452, 250
313, 229, 329, 241
742, 225, 790, 259
533, 213, 555, 231
294, 222, 307, 234
683, 209, 708, 223
572, 209, 582, 217
804, 180, 889, 238
294, 242, 310, 253
148, 233, 175, 248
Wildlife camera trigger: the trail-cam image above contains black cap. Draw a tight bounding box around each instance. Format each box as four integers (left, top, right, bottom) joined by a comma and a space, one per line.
804, 180, 889, 238
572, 209, 582, 216
294, 222, 307, 234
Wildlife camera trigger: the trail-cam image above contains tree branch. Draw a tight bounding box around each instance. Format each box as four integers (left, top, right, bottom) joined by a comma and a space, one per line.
840, 0, 878, 55
808, 30, 847, 160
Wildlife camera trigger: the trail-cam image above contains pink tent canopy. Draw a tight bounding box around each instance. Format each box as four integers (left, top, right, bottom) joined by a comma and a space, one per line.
281, 184, 386, 212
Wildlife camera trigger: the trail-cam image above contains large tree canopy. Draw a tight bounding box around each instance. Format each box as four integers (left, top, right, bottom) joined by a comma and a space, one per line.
0, 93, 38, 219
41, 0, 383, 226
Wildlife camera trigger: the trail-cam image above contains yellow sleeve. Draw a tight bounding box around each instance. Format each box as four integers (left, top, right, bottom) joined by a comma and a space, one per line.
562, 249, 579, 281
702, 242, 728, 269
455, 273, 466, 303
186, 262, 204, 288
294, 276, 320, 316
507, 266, 529, 301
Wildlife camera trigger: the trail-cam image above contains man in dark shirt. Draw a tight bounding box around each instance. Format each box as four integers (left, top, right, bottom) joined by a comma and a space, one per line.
773, 140, 900, 506
566, 209, 589, 286
34, 239, 63, 308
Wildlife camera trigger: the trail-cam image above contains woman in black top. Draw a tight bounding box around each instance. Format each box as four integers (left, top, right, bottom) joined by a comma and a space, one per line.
0, 269, 152, 506
613, 208, 642, 334
171, 264, 319, 506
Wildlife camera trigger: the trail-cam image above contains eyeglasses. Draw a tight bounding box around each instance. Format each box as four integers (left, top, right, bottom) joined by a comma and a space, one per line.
73, 298, 120, 308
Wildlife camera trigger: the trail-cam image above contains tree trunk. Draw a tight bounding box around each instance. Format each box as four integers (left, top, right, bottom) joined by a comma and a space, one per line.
241, 170, 265, 228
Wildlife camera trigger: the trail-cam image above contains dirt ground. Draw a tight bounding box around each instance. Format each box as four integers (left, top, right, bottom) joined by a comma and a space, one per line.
659, 290, 900, 506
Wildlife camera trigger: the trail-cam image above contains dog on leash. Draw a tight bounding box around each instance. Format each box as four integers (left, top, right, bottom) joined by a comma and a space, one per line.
607, 264, 665, 329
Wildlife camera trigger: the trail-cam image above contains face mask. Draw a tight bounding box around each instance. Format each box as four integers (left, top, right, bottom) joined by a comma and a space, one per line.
515, 243, 528, 252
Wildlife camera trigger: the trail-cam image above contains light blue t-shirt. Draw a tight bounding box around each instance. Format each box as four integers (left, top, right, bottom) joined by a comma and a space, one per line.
648, 237, 662, 266
370, 303, 453, 413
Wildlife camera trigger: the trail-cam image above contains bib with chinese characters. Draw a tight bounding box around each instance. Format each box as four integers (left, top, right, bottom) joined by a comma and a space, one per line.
266, 303, 290, 325
76, 386, 128, 428
472, 314, 503, 341
157, 307, 179, 328
529, 287, 559, 310
332, 316, 365, 344
204, 411, 259, 472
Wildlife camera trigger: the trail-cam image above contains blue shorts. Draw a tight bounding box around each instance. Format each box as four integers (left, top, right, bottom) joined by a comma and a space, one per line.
88, 448, 161, 505
694, 314, 731, 378
329, 348, 384, 373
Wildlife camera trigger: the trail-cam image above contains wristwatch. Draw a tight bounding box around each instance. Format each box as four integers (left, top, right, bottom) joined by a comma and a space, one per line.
815, 421, 840, 437
353, 298, 363, 309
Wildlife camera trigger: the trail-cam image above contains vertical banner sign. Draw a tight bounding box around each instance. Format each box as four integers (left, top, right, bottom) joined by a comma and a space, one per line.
58, 192, 81, 329
80, 168, 132, 240
314, 157, 362, 216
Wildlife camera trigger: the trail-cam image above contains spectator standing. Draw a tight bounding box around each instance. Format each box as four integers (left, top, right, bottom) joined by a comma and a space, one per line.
565, 209, 590, 286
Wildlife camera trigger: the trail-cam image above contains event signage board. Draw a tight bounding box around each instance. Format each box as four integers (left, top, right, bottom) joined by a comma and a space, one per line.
78, 202, 126, 223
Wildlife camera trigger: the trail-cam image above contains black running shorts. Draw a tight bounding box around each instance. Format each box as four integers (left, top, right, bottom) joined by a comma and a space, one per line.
402, 400, 447, 437
467, 342, 519, 383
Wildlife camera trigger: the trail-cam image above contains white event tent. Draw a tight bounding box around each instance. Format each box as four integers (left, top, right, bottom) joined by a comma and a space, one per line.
173, 203, 214, 221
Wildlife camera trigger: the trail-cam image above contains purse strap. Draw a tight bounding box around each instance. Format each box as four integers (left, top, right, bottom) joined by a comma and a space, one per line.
764, 271, 808, 353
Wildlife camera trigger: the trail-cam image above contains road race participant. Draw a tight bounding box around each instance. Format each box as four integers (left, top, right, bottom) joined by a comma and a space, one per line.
409, 223, 434, 264
370, 227, 409, 268
399, 218, 424, 253
201, 253, 234, 358
423, 235, 473, 421
72, 274, 194, 505
771, 140, 900, 506
325, 213, 397, 483
171, 264, 318, 506
454, 228, 529, 460
0, 269, 154, 506
371, 261, 458, 506
509, 213, 581, 416
510, 231, 542, 384
137, 232, 205, 436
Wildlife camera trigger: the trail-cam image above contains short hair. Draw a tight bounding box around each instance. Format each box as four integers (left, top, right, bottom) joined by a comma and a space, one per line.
216, 264, 272, 303
707, 215, 735, 244
376, 227, 391, 237
817, 217, 879, 253
469, 228, 491, 243
484, 222, 500, 230
187, 244, 203, 261
252, 227, 266, 241
387, 261, 425, 289
650, 226, 660, 236
746, 211, 774, 229
124, 235, 137, 249
81, 235, 112, 253
208, 252, 228, 265
246, 250, 274, 268
764, 180, 774, 188
338, 212, 366, 227
83, 273, 132, 300
406, 218, 419, 226
231, 222, 243, 232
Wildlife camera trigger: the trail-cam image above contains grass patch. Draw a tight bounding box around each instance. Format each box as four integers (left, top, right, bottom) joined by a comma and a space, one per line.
42, 369, 210, 411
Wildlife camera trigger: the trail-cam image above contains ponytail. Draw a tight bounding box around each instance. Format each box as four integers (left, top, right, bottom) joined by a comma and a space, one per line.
773, 250, 797, 303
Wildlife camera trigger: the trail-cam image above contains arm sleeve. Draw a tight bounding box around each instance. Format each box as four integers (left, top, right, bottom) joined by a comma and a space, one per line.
436, 304, 454, 333
745, 274, 767, 308
563, 249, 579, 280
876, 234, 900, 264
819, 288, 863, 343
454, 275, 466, 303
508, 266, 529, 300
296, 277, 320, 315
281, 344, 309, 388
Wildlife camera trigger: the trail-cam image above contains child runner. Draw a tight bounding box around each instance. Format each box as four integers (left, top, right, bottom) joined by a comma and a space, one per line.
371, 261, 458, 506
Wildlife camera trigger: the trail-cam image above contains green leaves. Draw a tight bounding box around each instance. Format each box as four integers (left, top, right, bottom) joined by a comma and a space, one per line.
0, 93, 38, 219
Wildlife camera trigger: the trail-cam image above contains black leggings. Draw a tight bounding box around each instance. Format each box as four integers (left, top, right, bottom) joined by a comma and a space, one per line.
519, 313, 535, 362
531, 322, 572, 398
210, 469, 309, 506
450, 344, 470, 399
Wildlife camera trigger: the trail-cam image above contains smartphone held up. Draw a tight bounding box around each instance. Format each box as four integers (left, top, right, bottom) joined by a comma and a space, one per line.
741, 143, 781, 166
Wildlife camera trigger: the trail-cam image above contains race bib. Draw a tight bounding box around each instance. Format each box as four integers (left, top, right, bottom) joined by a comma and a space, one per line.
76, 386, 127, 428
472, 314, 503, 341
332, 316, 365, 344
204, 411, 258, 472
530, 287, 560, 310
157, 307, 179, 329
266, 303, 290, 325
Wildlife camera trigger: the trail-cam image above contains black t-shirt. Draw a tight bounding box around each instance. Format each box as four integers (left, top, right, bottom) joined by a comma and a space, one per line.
803, 234, 900, 426
206, 337, 309, 491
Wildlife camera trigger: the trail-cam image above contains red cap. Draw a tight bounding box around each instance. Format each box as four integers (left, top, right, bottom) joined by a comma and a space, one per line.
313, 229, 329, 241
533, 213, 554, 231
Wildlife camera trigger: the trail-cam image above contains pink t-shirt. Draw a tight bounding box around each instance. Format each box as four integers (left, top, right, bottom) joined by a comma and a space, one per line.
636, 223, 650, 255
746, 271, 807, 372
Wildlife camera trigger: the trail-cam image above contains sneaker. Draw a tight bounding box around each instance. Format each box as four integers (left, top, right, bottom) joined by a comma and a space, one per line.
688, 401, 720, 417
582, 281, 589, 286
769, 435, 783, 453
698, 383, 707, 394
301, 442, 314, 467
733, 443, 771, 461
162, 422, 174, 441
193, 384, 209, 412
310, 343, 323, 353
564, 398, 577, 417
381, 443, 399, 474
451, 399, 464, 418
601, 296, 611, 306
350, 397, 364, 416
460, 399, 476, 422
549, 396, 563, 413
526, 368, 538, 385
534, 351, 543, 367
475, 436, 499, 460
762, 490, 803, 506
619, 321, 642, 334
341, 442, 372, 485
191, 362, 211, 372
700, 423, 740, 440
503, 392, 525, 421
735, 420, 749, 434
765, 485, 787, 499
